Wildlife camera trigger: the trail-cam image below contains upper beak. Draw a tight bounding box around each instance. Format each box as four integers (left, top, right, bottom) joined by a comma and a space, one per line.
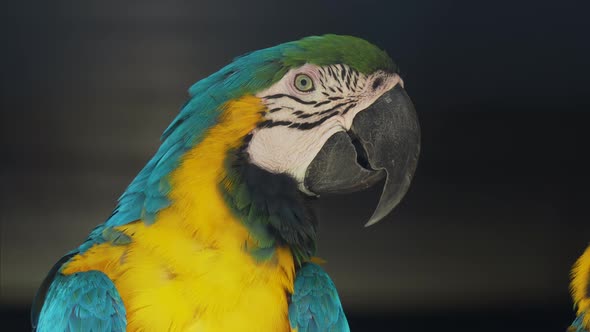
304, 84, 421, 226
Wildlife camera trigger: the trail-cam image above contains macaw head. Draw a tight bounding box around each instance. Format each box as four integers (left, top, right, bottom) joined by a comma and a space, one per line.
229, 35, 420, 226
116, 34, 420, 263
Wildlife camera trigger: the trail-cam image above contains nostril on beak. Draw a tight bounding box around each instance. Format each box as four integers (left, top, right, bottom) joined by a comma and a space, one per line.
372, 77, 383, 91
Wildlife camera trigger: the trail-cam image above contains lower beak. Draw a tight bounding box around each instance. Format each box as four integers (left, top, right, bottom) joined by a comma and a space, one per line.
304, 85, 421, 226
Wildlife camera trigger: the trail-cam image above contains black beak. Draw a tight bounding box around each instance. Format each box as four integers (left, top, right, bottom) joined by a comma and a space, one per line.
304, 84, 420, 226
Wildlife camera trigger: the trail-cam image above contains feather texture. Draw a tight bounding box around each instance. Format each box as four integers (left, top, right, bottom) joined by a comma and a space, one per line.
35, 271, 126, 332
570, 314, 589, 332
571, 245, 590, 331
99, 34, 393, 243
67, 34, 394, 257
32, 34, 393, 331
221, 151, 318, 264
289, 263, 349, 332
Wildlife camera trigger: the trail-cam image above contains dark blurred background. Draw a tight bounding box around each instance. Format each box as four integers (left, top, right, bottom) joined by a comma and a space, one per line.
1, 0, 589, 331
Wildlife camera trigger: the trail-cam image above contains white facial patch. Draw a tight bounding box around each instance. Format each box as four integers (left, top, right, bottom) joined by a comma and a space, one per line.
246, 63, 402, 189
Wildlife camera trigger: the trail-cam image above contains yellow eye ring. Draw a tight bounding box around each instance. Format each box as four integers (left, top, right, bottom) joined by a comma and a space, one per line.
294, 74, 314, 92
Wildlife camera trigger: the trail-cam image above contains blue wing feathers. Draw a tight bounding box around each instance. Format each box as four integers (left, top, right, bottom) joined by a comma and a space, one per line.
72, 41, 302, 255
33, 41, 310, 330
100, 43, 294, 230
35, 271, 126, 332
570, 314, 589, 332
289, 263, 350, 332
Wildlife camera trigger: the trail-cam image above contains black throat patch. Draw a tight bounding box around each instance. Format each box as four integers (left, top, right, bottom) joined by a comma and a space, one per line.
221, 148, 318, 265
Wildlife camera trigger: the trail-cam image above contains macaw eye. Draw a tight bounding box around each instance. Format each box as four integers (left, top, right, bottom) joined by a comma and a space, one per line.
294, 74, 314, 92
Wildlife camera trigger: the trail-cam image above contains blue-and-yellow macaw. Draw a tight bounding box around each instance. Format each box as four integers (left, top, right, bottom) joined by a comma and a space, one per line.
570, 245, 590, 332
31, 34, 420, 331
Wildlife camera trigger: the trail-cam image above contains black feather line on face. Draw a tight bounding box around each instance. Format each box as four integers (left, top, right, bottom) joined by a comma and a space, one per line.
289, 111, 340, 130
258, 120, 294, 128
316, 101, 351, 116
319, 70, 327, 90
263, 94, 317, 105
296, 113, 314, 119
345, 66, 352, 82
327, 66, 335, 78
313, 100, 331, 108
341, 103, 357, 116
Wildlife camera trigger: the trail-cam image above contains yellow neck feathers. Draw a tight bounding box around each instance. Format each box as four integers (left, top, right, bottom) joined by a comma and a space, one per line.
166, 94, 265, 243
63, 95, 296, 332
572, 245, 590, 328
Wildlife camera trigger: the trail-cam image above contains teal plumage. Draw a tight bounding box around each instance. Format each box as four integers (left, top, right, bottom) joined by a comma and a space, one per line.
72, 34, 392, 256
289, 263, 350, 332
35, 271, 126, 332
33, 34, 393, 331
103, 34, 392, 243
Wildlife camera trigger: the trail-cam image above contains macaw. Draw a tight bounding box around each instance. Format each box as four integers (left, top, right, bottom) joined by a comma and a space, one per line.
31, 34, 420, 332
570, 245, 590, 332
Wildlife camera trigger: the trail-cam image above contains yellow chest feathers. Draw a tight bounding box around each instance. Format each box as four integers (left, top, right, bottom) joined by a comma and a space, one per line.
63, 219, 295, 332
62, 96, 297, 331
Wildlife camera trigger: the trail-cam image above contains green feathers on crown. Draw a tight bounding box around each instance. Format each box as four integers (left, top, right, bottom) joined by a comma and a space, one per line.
284, 34, 396, 75
243, 34, 396, 88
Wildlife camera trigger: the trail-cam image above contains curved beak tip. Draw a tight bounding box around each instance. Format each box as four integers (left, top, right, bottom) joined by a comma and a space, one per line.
352, 86, 420, 227
304, 85, 420, 227
364, 217, 381, 228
